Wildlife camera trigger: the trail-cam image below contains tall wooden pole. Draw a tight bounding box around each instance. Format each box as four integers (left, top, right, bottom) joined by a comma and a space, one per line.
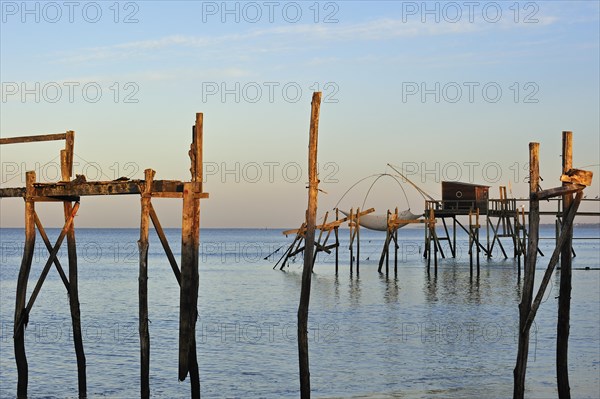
179, 114, 202, 398
557, 131, 573, 398
61, 133, 87, 397
298, 91, 322, 399
514, 142, 540, 399
14, 171, 36, 398
139, 169, 154, 398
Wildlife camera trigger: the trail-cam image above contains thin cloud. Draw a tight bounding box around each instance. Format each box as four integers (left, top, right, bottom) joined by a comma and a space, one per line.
53, 13, 560, 65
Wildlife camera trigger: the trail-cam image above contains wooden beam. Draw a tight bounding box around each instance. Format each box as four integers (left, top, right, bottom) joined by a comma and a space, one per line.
525, 190, 583, 331
0, 133, 67, 145
282, 208, 375, 236
533, 184, 585, 201
15, 202, 80, 334
0, 180, 185, 198
33, 213, 70, 291
0, 187, 25, 197
149, 202, 181, 285
31, 196, 80, 202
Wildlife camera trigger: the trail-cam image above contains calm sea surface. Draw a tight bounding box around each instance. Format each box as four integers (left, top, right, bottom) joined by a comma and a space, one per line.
0, 226, 598, 398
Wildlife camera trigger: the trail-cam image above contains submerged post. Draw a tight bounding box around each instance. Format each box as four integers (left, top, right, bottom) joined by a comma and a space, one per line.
514, 142, 540, 399
14, 171, 36, 398
139, 168, 154, 398
557, 131, 573, 398
298, 92, 322, 398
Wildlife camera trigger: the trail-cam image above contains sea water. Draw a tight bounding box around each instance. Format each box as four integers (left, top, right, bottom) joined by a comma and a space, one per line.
0, 226, 598, 398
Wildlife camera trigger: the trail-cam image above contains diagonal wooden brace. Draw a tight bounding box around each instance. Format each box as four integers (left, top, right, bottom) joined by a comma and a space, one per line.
34, 213, 70, 292
14, 202, 80, 335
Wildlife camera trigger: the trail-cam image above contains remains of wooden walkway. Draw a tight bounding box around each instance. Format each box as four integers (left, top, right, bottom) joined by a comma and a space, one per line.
1, 114, 208, 398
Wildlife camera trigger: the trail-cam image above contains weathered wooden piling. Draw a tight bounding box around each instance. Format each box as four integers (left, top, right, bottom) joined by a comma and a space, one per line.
349, 208, 355, 273
298, 91, 322, 399
335, 208, 339, 274
514, 142, 540, 399
139, 168, 154, 398
394, 208, 399, 276
557, 131, 573, 398
356, 208, 361, 274
513, 134, 592, 398
178, 113, 203, 398
61, 132, 87, 397
14, 171, 36, 398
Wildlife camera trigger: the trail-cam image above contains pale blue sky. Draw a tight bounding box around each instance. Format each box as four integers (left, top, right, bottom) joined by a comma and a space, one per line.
1, 1, 599, 227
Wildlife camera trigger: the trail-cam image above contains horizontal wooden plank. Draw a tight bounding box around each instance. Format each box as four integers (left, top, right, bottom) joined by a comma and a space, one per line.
389, 219, 424, 227
0, 133, 67, 145
0, 179, 200, 198
533, 184, 585, 201
31, 196, 80, 202
0, 187, 26, 197
151, 192, 183, 198
282, 208, 376, 235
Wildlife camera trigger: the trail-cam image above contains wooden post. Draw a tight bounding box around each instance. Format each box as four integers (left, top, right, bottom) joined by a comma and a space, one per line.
139, 169, 154, 398
298, 91, 321, 399
356, 208, 360, 274
476, 208, 480, 274
14, 171, 36, 398
189, 115, 203, 399
335, 209, 339, 274
514, 142, 540, 399
557, 131, 573, 398
386, 210, 390, 275
179, 115, 202, 399
349, 208, 354, 273
394, 208, 398, 276
469, 210, 474, 275
433, 219, 438, 272
61, 144, 87, 398
453, 216, 457, 260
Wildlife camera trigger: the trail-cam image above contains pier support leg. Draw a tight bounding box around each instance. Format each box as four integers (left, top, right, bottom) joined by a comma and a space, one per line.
61, 143, 87, 398
557, 131, 573, 399
514, 142, 540, 399
14, 171, 36, 398
139, 169, 154, 398
179, 113, 203, 399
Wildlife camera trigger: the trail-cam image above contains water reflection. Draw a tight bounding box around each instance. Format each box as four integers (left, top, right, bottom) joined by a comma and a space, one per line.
379, 273, 400, 304
421, 261, 530, 305
348, 274, 362, 306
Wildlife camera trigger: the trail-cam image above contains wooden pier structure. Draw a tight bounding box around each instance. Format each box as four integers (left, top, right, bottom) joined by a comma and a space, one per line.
277, 176, 598, 277
0, 114, 208, 398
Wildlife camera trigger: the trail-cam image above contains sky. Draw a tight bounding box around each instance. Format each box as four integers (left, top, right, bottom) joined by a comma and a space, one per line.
0, 0, 599, 228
